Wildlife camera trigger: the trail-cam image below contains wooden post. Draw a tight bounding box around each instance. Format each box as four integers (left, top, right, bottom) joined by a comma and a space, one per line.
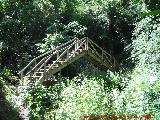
21, 72, 23, 81
102, 50, 104, 61
77, 39, 79, 49
75, 39, 77, 50
87, 38, 88, 50
44, 62, 46, 80
34, 60, 37, 72
67, 49, 69, 60
85, 38, 88, 50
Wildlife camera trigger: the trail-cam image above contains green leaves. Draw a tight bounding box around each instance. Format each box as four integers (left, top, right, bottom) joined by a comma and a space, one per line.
36, 33, 65, 53
1, 0, 160, 119
141, 9, 160, 16
65, 21, 87, 37
128, 6, 160, 119
36, 20, 87, 53
24, 82, 63, 119
55, 77, 109, 119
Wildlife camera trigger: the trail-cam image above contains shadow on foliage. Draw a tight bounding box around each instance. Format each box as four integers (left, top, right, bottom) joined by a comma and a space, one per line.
0, 81, 20, 120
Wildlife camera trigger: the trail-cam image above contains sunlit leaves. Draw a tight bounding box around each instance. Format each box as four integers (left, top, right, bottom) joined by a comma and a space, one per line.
129, 8, 160, 119
65, 21, 87, 36
36, 21, 86, 53
56, 77, 109, 119
24, 81, 63, 119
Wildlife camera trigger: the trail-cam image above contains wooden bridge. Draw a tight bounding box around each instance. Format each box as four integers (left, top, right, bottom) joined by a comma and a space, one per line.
19, 37, 118, 83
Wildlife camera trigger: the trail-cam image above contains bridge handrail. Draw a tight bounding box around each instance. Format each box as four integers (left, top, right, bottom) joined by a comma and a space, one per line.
87, 38, 116, 66
88, 38, 112, 58
19, 37, 119, 80
47, 38, 87, 73
18, 38, 77, 75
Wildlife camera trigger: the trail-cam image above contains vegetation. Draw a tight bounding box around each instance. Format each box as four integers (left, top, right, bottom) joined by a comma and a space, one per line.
0, 0, 160, 119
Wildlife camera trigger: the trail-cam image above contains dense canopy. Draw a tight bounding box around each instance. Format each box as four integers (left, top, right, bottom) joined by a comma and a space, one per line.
0, 0, 160, 119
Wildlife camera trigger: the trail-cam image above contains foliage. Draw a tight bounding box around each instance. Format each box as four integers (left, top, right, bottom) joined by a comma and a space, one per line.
129, 15, 160, 119
0, 67, 19, 85
131, 17, 160, 78
55, 74, 110, 119
0, 76, 19, 120
0, 0, 160, 120
24, 78, 64, 120
36, 21, 87, 53
24, 69, 156, 120
0, 0, 55, 71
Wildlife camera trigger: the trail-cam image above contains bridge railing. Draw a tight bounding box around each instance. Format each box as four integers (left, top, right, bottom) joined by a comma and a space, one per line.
41, 38, 87, 80
19, 37, 118, 80
87, 38, 117, 69
18, 37, 87, 80
18, 37, 78, 79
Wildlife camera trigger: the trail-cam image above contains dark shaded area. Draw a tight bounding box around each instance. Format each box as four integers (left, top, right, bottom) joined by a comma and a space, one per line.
0, 1, 50, 73
61, 64, 80, 79
145, 0, 160, 10
76, 5, 136, 70
0, 81, 20, 120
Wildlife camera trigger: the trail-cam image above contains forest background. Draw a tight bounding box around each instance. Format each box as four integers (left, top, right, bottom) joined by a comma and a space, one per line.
0, 0, 160, 119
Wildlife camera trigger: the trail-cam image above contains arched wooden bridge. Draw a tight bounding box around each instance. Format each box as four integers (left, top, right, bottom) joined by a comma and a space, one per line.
19, 37, 118, 83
